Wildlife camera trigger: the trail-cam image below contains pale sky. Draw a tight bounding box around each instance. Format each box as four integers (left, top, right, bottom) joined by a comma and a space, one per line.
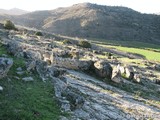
0, 0, 160, 14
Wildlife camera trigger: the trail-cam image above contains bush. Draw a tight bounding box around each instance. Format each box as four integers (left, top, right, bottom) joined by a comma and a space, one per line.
35, 31, 43, 36
78, 40, 91, 48
4, 20, 16, 30
62, 39, 72, 44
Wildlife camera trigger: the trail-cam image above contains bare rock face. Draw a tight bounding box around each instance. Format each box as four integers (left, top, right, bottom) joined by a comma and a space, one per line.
0, 57, 13, 79
94, 60, 112, 79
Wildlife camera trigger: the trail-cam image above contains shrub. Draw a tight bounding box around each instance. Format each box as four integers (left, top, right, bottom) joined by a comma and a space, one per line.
78, 40, 91, 48
62, 39, 72, 44
4, 20, 16, 30
35, 31, 43, 36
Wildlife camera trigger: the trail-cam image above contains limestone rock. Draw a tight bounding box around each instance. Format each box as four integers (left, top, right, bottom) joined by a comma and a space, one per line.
35, 60, 48, 81
112, 65, 123, 83
78, 60, 93, 71
133, 73, 141, 83
0, 57, 13, 79
125, 66, 134, 79
23, 50, 42, 60
22, 77, 34, 82
62, 89, 85, 110
51, 57, 93, 71
6, 41, 23, 56
94, 60, 112, 79
16, 67, 22, 71
0, 86, 3, 91
26, 60, 36, 71
16, 71, 25, 75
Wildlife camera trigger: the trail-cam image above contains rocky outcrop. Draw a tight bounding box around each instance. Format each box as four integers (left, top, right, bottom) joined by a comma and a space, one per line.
1, 25, 160, 120
53, 70, 160, 120
6, 41, 24, 56
94, 60, 112, 79
23, 50, 42, 60
62, 89, 85, 110
51, 57, 93, 71
0, 57, 13, 79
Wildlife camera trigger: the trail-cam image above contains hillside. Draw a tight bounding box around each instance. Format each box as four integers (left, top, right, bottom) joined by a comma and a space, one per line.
0, 21, 160, 119
0, 8, 29, 15
0, 3, 160, 43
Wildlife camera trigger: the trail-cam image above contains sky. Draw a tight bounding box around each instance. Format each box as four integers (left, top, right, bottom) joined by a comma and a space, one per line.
0, 0, 160, 14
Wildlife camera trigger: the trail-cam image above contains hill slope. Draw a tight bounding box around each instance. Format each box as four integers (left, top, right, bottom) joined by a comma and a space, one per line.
0, 8, 29, 15
1, 3, 160, 44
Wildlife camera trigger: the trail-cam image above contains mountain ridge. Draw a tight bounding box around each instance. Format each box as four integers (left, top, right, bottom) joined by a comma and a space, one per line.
0, 8, 29, 15
0, 3, 160, 44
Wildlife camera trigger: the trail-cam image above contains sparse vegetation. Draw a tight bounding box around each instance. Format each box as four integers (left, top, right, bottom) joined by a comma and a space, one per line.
62, 39, 72, 44
4, 20, 17, 30
78, 40, 91, 48
0, 43, 63, 120
35, 31, 43, 36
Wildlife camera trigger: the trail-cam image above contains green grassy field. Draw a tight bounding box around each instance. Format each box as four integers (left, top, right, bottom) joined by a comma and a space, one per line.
89, 38, 160, 51
107, 45, 160, 61
0, 43, 63, 120
89, 38, 160, 62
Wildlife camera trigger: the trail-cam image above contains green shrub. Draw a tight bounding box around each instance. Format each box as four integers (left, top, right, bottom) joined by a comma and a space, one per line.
4, 20, 16, 30
78, 40, 91, 48
35, 31, 43, 36
62, 39, 72, 44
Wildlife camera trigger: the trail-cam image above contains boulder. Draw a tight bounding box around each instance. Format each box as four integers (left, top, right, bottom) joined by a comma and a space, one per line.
23, 50, 42, 60
154, 64, 160, 71
78, 60, 93, 71
6, 41, 23, 56
111, 65, 123, 83
51, 56, 93, 71
119, 66, 125, 74
125, 66, 134, 79
133, 73, 141, 83
94, 60, 112, 79
48, 66, 66, 77
155, 79, 160, 85
0, 57, 13, 79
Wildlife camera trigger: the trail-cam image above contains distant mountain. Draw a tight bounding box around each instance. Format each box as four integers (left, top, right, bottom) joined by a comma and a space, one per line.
0, 8, 29, 15
0, 3, 160, 44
